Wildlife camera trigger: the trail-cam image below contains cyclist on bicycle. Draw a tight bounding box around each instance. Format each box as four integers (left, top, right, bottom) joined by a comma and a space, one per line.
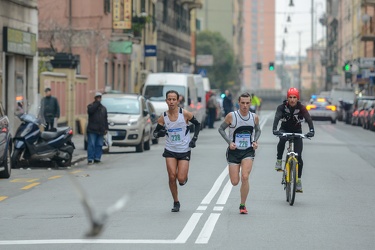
272, 88, 315, 192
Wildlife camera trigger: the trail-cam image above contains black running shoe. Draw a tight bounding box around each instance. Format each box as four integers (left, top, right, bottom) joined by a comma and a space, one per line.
171, 201, 180, 212
179, 177, 188, 186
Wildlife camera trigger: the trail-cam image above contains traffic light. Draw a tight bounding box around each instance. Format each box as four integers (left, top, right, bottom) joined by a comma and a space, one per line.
256, 62, 262, 70
344, 63, 351, 71
269, 62, 275, 71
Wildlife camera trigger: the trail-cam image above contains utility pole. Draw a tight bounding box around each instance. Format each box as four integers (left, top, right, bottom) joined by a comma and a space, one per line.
298, 31, 302, 92
311, 0, 315, 95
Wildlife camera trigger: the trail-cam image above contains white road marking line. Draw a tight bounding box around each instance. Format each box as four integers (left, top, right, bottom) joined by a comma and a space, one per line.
213, 206, 223, 211
174, 213, 203, 243
195, 213, 221, 244
0, 239, 176, 245
201, 167, 228, 204
216, 179, 233, 205
197, 206, 207, 211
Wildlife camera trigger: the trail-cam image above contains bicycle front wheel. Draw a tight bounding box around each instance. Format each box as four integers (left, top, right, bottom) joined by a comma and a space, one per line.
288, 159, 297, 206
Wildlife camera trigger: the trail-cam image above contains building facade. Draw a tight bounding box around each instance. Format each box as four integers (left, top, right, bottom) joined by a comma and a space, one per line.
0, 0, 38, 134
242, 0, 276, 91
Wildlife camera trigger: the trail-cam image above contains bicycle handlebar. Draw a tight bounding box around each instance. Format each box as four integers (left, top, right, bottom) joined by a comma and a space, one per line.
276, 132, 311, 140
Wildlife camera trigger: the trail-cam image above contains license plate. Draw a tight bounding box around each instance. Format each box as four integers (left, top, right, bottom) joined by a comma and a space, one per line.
109, 131, 118, 136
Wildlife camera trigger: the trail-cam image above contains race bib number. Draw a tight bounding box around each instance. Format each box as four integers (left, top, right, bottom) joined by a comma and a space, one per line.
168, 128, 183, 142
235, 133, 251, 150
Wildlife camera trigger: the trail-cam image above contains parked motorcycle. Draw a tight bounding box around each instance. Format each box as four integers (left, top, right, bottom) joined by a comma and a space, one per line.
11, 112, 75, 168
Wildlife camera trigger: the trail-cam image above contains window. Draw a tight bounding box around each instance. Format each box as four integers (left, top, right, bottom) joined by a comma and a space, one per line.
163, 0, 168, 23
104, 62, 108, 85
141, 0, 146, 13
104, 0, 110, 13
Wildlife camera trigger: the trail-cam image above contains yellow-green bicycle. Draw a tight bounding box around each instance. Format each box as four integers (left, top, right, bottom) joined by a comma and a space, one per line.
277, 132, 310, 206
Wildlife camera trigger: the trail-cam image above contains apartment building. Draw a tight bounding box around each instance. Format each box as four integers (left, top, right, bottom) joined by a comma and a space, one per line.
0, 0, 38, 134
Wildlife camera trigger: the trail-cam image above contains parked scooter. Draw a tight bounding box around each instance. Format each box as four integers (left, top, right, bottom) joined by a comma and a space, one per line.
11, 112, 75, 168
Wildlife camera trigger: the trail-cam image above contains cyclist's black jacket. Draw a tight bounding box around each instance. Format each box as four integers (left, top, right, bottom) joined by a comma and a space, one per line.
272, 100, 314, 133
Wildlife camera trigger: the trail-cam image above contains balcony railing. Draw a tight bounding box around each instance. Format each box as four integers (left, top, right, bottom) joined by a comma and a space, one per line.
180, 0, 203, 9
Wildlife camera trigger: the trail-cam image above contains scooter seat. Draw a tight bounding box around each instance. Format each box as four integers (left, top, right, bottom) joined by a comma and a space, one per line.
41, 127, 70, 140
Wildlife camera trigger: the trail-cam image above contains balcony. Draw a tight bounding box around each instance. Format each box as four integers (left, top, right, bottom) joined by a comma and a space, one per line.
361, 0, 375, 6
180, 0, 203, 9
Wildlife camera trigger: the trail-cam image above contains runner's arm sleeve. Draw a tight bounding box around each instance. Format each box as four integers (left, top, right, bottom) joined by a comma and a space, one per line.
218, 121, 232, 145
189, 116, 201, 140
253, 123, 261, 142
153, 124, 166, 138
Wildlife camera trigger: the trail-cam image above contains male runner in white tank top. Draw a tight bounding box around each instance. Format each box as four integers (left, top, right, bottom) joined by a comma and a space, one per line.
218, 92, 262, 214
153, 90, 201, 212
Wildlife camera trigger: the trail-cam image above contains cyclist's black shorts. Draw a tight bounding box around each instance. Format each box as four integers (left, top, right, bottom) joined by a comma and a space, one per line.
163, 149, 191, 161
226, 148, 255, 165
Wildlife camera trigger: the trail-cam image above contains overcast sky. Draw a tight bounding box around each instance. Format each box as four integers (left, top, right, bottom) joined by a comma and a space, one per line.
275, 0, 326, 56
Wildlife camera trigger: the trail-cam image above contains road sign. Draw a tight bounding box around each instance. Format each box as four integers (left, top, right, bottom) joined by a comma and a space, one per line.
198, 68, 207, 77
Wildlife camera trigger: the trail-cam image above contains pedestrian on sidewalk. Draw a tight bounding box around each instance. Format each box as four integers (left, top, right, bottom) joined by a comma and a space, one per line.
87, 92, 108, 165
153, 90, 201, 212
40, 87, 60, 131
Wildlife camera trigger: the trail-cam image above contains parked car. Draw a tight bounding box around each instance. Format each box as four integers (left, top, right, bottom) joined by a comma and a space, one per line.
146, 100, 159, 144
367, 104, 375, 131
101, 94, 152, 152
345, 96, 375, 125
362, 101, 375, 130
351, 99, 374, 126
306, 96, 337, 124
0, 103, 12, 179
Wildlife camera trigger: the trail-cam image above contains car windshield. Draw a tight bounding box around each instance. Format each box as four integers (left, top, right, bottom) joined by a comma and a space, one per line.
144, 85, 185, 101
102, 98, 140, 114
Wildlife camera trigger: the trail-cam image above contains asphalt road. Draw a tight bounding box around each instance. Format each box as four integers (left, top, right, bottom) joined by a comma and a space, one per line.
1, 111, 374, 250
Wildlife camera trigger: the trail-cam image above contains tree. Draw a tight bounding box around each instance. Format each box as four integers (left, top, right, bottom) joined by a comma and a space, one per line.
196, 31, 240, 91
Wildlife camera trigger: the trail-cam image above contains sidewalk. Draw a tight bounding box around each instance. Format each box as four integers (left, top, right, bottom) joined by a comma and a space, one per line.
71, 134, 87, 164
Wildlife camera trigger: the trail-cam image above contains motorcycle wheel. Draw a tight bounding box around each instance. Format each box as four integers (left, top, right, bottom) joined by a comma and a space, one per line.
11, 149, 22, 169
55, 152, 72, 167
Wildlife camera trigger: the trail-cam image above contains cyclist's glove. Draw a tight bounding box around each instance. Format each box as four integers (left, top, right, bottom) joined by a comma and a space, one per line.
189, 137, 198, 148
305, 129, 315, 138
273, 130, 283, 136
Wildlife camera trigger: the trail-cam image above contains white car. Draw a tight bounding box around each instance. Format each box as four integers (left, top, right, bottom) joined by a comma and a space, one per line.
102, 94, 152, 152
306, 97, 338, 124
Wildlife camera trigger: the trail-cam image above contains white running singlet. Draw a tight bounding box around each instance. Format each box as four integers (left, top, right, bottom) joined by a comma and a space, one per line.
164, 108, 191, 153
228, 111, 255, 150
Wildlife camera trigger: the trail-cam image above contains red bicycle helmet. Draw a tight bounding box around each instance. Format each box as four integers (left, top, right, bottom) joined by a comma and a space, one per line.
287, 87, 300, 100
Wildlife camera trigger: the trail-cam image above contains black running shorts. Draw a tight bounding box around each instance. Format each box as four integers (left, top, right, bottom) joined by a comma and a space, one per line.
162, 149, 191, 161
226, 148, 255, 165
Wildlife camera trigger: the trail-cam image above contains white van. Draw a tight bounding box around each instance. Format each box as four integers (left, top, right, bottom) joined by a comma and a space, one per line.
143, 73, 199, 120
193, 74, 206, 127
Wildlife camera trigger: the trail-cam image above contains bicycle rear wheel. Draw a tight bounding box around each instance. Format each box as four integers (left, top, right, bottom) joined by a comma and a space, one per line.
288, 159, 297, 206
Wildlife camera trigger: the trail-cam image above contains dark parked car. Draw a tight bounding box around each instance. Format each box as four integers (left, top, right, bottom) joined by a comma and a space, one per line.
345, 96, 375, 125
351, 99, 375, 126
361, 100, 375, 130
0, 103, 12, 179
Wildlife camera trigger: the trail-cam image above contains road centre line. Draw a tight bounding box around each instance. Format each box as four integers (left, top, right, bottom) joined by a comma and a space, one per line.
195, 213, 221, 244
216, 180, 233, 205
201, 167, 228, 204
0, 196, 8, 201
11, 178, 39, 183
48, 175, 62, 180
